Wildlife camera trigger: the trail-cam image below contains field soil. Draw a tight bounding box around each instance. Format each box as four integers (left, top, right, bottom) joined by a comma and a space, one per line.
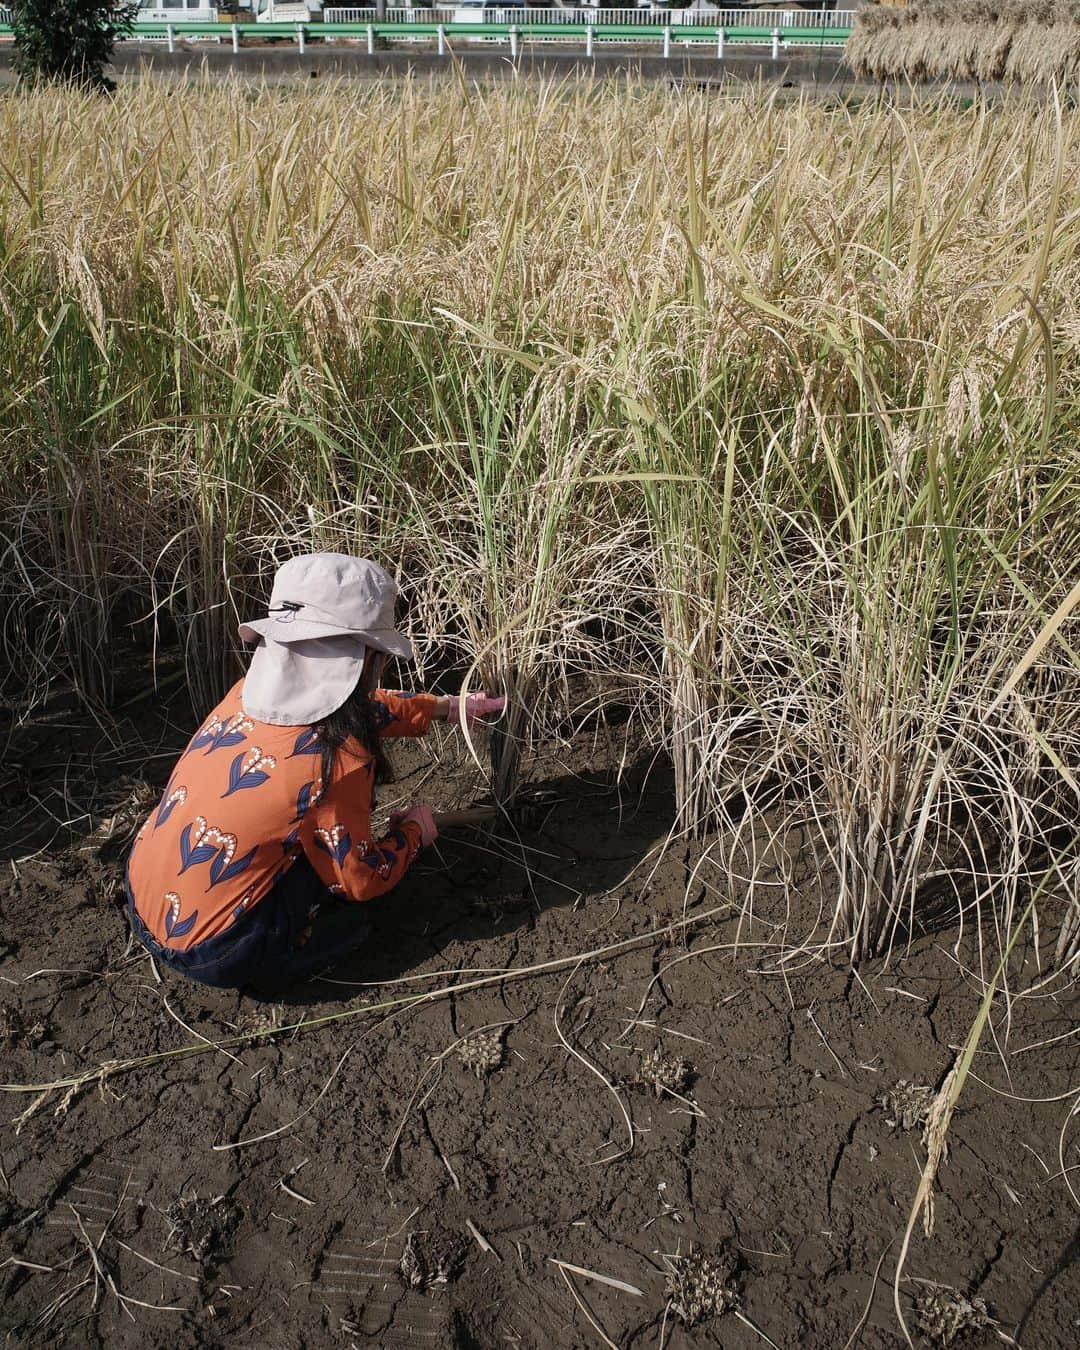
1, 678, 1078, 1348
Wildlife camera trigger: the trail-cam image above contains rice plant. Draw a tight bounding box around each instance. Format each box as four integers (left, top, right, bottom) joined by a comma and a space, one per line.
0, 75, 1077, 965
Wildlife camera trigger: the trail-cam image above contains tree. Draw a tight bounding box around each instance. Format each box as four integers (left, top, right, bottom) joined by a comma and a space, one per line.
12, 1, 138, 93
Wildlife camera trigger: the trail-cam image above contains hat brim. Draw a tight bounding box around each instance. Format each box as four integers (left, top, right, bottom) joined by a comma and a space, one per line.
241, 635, 374, 727
238, 615, 413, 660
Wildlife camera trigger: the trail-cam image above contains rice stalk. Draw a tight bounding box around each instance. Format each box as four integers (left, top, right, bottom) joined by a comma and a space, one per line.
1, 77, 1078, 965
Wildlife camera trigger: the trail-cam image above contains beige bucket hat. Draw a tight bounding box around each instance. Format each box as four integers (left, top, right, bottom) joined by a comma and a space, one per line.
238, 554, 413, 726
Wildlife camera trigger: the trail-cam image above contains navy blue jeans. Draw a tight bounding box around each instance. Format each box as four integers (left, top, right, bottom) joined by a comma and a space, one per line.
127, 856, 371, 994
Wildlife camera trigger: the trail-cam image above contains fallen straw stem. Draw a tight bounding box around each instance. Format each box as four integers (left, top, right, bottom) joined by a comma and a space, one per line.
558, 1266, 620, 1350
734, 1308, 784, 1349
547, 1258, 644, 1297
465, 1218, 499, 1258
279, 1177, 314, 1206
3, 903, 756, 1106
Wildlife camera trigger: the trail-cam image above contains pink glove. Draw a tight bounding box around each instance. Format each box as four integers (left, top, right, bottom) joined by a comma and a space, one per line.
448, 693, 506, 725
390, 805, 438, 848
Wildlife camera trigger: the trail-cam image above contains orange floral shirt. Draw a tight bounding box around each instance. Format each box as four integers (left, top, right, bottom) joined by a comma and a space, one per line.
127, 682, 436, 950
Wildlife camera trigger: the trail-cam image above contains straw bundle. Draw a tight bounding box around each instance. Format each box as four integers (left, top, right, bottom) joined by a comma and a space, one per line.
1003, 0, 1080, 84
846, 0, 1080, 85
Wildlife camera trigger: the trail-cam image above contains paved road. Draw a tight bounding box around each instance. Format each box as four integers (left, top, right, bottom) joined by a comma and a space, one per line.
0, 40, 860, 90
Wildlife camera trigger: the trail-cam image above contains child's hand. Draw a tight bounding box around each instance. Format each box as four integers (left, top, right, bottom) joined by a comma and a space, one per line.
390, 804, 438, 847
448, 693, 506, 726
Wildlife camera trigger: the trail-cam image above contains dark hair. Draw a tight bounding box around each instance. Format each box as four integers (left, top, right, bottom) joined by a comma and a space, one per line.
315, 672, 393, 795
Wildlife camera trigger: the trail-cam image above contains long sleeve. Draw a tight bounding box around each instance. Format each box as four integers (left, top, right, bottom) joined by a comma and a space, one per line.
372, 689, 437, 738
299, 751, 422, 903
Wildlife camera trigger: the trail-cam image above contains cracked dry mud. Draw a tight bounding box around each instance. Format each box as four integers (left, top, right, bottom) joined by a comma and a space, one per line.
1, 692, 1079, 1348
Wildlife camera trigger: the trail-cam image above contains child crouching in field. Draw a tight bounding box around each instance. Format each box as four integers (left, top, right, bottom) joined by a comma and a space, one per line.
125, 554, 503, 992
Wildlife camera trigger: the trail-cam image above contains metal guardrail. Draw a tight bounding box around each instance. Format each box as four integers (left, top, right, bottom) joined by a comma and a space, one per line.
0, 19, 851, 55
121, 19, 850, 37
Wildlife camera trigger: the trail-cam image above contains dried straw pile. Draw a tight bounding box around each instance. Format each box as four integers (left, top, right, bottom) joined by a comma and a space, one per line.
846, 0, 1080, 85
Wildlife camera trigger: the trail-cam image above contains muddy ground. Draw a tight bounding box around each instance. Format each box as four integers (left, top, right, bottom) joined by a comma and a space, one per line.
1, 673, 1078, 1348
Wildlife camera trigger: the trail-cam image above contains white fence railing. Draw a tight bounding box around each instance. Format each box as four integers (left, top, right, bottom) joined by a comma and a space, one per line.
0, 4, 855, 30
324, 7, 854, 25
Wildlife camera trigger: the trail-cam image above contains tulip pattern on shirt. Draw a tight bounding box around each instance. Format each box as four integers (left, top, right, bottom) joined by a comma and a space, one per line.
223, 748, 277, 797
314, 825, 352, 868
288, 727, 322, 758
155, 783, 187, 829
164, 891, 197, 941
292, 780, 321, 823
127, 681, 436, 951
186, 712, 254, 757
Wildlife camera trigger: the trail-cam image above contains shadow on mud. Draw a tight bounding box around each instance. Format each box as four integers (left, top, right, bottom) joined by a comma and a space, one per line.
273, 756, 676, 1007
2, 663, 675, 1007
